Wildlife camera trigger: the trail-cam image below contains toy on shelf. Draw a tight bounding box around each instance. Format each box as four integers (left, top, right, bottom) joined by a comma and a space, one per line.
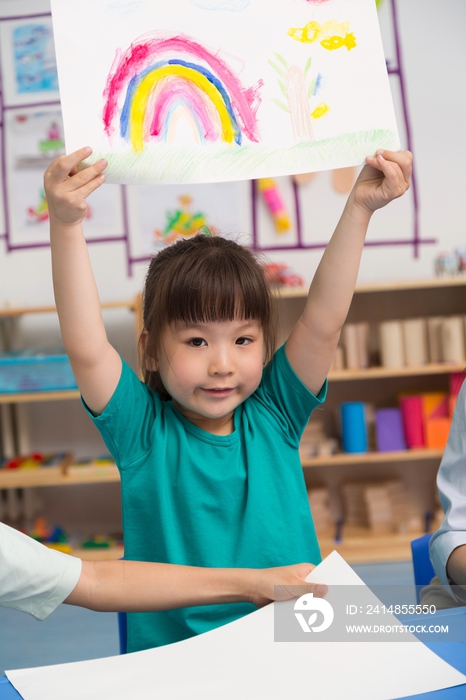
0, 452, 74, 474
257, 178, 291, 233
262, 262, 304, 287
81, 534, 119, 549
29, 517, 72, 553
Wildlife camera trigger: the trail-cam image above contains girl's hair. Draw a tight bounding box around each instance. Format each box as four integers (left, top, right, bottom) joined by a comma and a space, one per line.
140, 233, 278, 400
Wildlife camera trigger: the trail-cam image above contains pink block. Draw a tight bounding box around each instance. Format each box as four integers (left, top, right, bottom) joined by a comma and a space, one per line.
400, 396, 425, 448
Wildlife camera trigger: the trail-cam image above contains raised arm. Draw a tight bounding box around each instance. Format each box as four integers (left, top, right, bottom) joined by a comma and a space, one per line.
66, 560, 327, 611
286, 150, 412, 395
44, 148, 122, 414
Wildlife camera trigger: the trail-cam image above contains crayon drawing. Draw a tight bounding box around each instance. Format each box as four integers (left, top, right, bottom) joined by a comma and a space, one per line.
0, 16, 60, 106
102, 34, 262, 152
50, 0, 399, 184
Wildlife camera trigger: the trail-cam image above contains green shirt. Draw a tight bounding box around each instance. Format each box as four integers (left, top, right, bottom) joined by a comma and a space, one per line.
87, 343, 326, 652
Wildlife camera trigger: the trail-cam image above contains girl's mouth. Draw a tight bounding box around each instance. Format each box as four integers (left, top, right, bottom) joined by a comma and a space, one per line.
201, 387, 235, 398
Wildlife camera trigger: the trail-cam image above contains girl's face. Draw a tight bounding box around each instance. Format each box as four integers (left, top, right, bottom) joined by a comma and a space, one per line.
148, 318, 265, 435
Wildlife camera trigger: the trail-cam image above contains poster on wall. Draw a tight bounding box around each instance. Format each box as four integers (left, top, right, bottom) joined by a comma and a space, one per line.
0, 16, 60, 106
50, 0, 399, 184
4, 107, 125, 248
126, 181, 245, 260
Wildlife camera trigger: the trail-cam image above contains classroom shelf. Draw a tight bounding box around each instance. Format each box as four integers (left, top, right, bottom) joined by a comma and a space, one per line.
272, 276, 466, 300
0, 300, 136, 317
0, 389, 81, 404
328, 362, 465, 382
0, 463, 120, 489
301, 449, 444, 469
319, 527, 428, 564
73, 546, 124, 561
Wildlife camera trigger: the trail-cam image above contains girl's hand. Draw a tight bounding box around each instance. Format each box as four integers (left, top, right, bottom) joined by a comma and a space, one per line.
351, 149, 412, 214
44, 147, 107, 226
249, 563, 328, 608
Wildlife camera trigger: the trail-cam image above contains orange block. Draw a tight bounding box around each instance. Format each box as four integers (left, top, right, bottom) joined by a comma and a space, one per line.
449, 394, 457, 418
421, 392, 449, 421
425, 417, 451, 449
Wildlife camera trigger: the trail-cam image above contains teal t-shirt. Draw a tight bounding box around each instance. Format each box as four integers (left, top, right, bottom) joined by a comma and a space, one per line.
87, 343, 326, 653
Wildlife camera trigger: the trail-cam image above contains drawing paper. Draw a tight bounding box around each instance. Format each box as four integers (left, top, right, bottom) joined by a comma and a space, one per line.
7, 552, 466, 700
50, 0, 399, 184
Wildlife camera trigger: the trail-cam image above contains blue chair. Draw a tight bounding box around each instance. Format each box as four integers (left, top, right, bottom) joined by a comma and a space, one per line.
411, 533, 435, 604
118, 612, 127, 654
117, 557, 127, 654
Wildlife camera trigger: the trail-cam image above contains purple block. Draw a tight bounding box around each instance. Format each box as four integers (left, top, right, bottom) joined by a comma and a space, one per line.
375, 408, 407, 452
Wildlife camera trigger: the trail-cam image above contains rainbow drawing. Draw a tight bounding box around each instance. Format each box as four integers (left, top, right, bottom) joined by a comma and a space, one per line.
103, 34, 262, 152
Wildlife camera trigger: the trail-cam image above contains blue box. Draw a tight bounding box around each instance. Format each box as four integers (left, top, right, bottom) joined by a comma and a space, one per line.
0, 350, 77, 393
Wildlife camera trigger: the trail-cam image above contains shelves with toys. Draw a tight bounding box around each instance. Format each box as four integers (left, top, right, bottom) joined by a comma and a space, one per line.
0, 301, 138, 557
0, 453, 119, 489
277, 277, 466, 563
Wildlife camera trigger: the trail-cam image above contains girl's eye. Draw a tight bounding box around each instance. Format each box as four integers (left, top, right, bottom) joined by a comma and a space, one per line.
189, 338, 206, 347
236, 337, 252, 346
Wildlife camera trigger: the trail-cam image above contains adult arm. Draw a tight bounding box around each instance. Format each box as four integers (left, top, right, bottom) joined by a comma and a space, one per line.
286, 150, 412, 395
44, 148, 122, 415
430, 383, 466, 603
65, 559, 326, 611
447, 545, 466, 587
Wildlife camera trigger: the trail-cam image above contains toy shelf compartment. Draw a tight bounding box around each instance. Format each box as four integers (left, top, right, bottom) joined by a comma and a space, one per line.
0, 351, 77, 393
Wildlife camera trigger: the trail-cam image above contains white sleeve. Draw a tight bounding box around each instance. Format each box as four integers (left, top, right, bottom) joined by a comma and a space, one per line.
0, 522, 82, 620
429, 382, 466, 604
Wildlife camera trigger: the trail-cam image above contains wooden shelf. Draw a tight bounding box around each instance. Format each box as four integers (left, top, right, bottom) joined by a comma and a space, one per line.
301, 449, 443, 468
0, 463, 120, 489
328, 362, 465, 382
73, 546, 124, 561
0, 300, 136, 318
272, 276, 466, 300
319, 527, 428, 563
0, 389, 81, 404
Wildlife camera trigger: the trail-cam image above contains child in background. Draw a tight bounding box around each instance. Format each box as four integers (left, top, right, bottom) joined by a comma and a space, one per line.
1, 521, 322, 620
44, 147, 411, 652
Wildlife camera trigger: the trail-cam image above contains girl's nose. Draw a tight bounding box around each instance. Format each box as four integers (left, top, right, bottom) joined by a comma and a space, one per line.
209, 350, 234, 375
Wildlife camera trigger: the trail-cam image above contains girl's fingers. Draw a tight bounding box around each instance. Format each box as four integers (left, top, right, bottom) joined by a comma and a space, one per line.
366, 150, 412, 185
46, 147, 93, 182
66, 159, 107, 191
69, 172, 106, 200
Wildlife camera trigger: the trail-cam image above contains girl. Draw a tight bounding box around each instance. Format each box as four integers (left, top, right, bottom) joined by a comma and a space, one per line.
44, 147, 411, 652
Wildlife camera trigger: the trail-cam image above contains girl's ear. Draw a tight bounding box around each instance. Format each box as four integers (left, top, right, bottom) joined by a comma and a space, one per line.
140, 330, 158, 372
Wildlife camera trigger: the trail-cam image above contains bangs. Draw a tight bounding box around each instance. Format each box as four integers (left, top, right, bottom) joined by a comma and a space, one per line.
159, 246, 271, 327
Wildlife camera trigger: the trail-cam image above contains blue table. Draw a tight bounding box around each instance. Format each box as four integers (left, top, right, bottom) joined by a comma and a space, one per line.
1, 608, 465, 699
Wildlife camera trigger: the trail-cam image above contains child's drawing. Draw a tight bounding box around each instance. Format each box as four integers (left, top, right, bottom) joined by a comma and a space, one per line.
288, 19, 356, 51
50, 0, 399, 184
13, 23, 58, 94
102, 34, 262, 152
154, 194, 218, 244
268, 54, 327, 142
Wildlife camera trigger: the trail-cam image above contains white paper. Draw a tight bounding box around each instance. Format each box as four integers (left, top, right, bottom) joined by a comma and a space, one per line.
7, 552, 466, 700
49, 0, 399, 184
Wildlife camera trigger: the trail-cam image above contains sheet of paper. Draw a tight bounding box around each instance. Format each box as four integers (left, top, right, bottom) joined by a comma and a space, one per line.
7, 552, 466, 700
50, 0, 399, 184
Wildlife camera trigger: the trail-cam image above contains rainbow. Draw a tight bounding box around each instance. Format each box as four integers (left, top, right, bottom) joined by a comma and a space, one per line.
103, 35, 262, 151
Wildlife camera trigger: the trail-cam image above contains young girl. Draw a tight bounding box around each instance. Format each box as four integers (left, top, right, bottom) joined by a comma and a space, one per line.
44, 147, 411, 652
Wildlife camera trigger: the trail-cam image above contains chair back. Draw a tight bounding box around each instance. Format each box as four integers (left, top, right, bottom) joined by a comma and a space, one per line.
411, 533, 435, 604
118, 612, 127, 654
